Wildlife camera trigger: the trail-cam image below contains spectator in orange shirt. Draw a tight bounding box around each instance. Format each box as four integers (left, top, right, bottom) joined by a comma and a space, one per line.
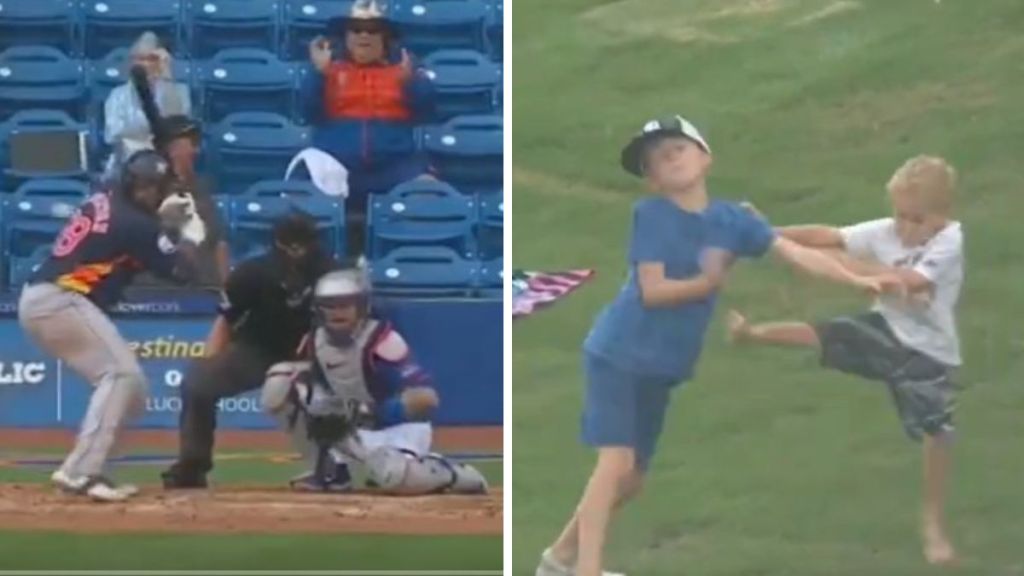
300, 0, 435, 224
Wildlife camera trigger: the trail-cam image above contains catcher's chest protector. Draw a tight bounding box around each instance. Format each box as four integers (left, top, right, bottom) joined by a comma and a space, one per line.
312, 321, 380, 405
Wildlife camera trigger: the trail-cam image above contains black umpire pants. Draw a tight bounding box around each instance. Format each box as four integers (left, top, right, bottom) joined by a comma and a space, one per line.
177, 340, 278, 473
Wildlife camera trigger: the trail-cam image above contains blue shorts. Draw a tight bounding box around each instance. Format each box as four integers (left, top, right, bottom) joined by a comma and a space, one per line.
580, 353, 675, 471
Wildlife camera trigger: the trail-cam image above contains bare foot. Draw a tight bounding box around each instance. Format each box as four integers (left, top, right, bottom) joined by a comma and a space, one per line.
923, 529, 958, 566
726, 310, 751, 344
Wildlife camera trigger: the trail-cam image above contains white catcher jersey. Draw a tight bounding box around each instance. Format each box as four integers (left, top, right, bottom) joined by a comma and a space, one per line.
841, 218, 964, 366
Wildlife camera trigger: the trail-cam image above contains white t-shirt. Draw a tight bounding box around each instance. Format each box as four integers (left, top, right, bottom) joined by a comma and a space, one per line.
840, 218, 964, 366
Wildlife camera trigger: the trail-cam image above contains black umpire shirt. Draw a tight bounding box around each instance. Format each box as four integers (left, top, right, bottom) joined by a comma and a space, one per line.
218, 250, 336, 360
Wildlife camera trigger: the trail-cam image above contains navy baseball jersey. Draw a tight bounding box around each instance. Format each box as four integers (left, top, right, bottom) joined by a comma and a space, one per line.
31, 192, 182, 307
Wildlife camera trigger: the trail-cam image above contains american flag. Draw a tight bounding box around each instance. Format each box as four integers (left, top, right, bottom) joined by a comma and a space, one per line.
512, 269, 595, 318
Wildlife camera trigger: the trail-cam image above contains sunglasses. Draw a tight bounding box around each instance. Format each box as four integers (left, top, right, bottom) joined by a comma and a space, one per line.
347, 24, 385, 35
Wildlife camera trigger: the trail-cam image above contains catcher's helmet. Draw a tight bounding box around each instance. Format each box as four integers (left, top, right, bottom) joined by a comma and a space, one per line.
313, 268, 371, 345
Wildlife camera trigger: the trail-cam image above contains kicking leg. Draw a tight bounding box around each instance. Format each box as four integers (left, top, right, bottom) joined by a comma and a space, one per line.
727, 310, 821, 348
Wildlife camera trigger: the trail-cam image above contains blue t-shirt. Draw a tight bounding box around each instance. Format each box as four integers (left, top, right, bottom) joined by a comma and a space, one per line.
583, 196, 776, 383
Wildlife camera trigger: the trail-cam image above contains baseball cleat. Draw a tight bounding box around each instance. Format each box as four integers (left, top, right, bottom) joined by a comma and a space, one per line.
82, 476, 138, 502
535, 548, 625, 576
289, 462, 353, 492
50, 469, 88, 493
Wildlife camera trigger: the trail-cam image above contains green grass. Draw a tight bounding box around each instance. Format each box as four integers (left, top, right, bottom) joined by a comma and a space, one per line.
0, 455, 502, 571
512, 1, 1024, 575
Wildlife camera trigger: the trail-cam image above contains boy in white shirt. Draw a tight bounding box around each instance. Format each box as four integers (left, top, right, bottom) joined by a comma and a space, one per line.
727, 155, 963, 565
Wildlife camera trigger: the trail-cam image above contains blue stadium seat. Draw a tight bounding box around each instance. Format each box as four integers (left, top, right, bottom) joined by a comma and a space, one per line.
12, 178, 90, 203
0, 46, 86, 122
82, 0, 182, 59
186, 0, 282, 59
282, 0, 353, 61
199, 49, 297, 122
0, 110, 89, 190
2, 179, 87, 288
0, 0, 80, 56
7, 244, 52, 288
208, 112, 310, 195
368, 245, 477, 297
422, 114, 501, 194
367, 178, 476, 259
476, 190, 501, 259
423, 50, 499, 121
390, 0, 488, 56
229, 179, 344, 260
477, 255, 500, 298
485, 0, 501, 61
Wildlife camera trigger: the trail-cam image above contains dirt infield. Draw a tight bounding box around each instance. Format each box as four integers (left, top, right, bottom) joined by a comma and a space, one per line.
0, 427, 502, 535
0, 426, 501, 453
0, 484, 502, 535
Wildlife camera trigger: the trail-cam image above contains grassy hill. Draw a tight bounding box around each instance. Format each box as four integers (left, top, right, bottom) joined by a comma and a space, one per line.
511, 1, 1024, 574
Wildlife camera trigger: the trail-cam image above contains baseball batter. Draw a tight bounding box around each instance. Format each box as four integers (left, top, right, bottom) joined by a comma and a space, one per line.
18, 150, 206, 502
261, 268, 487, 494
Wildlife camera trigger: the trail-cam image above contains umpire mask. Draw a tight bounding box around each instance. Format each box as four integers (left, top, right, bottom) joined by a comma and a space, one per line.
273, 212, 321, 290
313, 269, 371, 347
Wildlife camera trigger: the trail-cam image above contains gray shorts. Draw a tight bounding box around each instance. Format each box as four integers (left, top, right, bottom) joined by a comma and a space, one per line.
814, 313, 956, 441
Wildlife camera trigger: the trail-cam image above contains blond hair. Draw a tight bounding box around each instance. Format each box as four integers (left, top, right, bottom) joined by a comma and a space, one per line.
887, 155, 956, 216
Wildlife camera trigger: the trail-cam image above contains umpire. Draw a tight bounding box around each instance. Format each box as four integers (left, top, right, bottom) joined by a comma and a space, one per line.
161, 212, 337, 488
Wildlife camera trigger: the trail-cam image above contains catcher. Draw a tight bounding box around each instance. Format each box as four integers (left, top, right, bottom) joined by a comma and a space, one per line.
260, 267, 488, 494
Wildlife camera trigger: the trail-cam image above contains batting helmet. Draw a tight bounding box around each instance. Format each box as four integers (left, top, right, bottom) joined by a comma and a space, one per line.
120, 149, 175, 202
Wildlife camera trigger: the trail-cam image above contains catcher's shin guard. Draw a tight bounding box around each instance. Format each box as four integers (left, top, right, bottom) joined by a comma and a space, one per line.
365, 447, 489, 495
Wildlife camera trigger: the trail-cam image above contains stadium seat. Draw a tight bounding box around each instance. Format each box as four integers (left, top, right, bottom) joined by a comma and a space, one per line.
476, 190, 501, 259
207, 112, 310, 195
422, 114, 501, 194
390, 0, 488, 56
485, 0, 501, 61
0, 0, 81, 56
368, 245, 477, 297
282, 0, 353, 61
7, 244, 52, 288
422, 50, 500, 121
477, 255, 501, 298
0, 110, 89, 190
186, 0, 282, 59
367, 178, 476, 259
228, 179, 344, 260
199, 48, 297, 122
0, 46, 87, 122
2, 180, 87, 288
82, 0, 182, 59
12, 178, 90, 202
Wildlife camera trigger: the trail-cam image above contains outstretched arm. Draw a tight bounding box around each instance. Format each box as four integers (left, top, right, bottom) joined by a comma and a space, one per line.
776, 225, 846, 248
770, 237, 890, 294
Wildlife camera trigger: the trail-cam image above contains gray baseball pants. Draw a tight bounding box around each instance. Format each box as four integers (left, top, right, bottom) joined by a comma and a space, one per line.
18, 283, 147, 478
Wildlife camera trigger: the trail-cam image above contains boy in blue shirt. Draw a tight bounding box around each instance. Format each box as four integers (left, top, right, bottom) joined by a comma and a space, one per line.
535, 116, 899, 576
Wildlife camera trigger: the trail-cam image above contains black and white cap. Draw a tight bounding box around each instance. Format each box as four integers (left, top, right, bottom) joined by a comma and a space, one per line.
620, 115, 711, 177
